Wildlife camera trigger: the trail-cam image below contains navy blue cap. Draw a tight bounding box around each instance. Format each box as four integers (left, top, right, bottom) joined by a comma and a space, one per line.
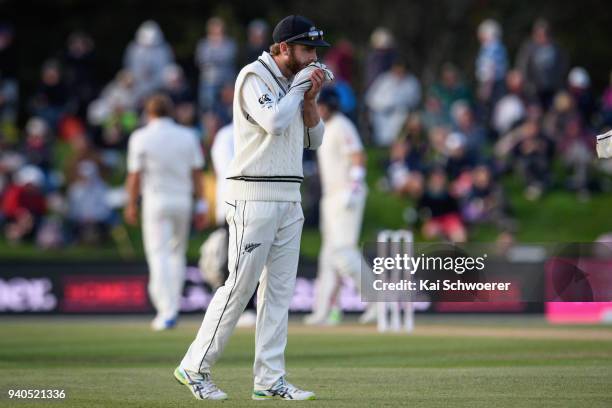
272, 15, 330, 47
317, 87, 340, 110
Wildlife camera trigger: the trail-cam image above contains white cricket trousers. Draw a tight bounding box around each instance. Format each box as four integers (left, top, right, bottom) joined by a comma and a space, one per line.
142, 196, 191, 321
312, 190, 370, 318
181, 200, 304, 390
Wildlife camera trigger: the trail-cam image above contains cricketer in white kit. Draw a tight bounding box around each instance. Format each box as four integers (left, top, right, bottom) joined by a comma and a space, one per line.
304, 87, 376, 326
124, 94, 208, 331
174, 15, 333, 401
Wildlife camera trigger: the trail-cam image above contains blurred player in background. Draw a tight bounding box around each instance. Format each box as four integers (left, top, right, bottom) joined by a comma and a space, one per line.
305, 87, 376, 326
199, 121, 257, 327
124, 94, 208, 331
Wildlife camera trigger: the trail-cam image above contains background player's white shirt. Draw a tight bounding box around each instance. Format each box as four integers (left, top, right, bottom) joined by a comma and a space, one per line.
317, 112, 364, 196
211, 123, 234, 225
127, 117, 204, 200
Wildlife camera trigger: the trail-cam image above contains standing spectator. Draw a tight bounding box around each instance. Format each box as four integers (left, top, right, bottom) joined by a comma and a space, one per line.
29, 60, 70, 130
366, 59, 421, 146
243, 19, 269, 64
516, 19, 568, 110
2, 165, 47, 243
195, 17, 237, 112
364, 27, 397, 89
123, 20, 174, 105
63, 31, 97, 118
476, 19, 508, 117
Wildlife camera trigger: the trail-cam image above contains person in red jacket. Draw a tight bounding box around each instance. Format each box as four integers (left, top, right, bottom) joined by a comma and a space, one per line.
2, 165, 47, 243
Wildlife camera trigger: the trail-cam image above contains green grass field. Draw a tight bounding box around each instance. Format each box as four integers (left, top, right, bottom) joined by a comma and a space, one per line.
1, 316, 611, 407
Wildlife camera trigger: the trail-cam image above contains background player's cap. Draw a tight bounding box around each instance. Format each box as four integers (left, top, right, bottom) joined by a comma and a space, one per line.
317, 86, 340, 111
273, 15, 330, 47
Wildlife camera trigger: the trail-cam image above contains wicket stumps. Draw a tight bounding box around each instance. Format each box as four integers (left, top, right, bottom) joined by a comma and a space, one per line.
376, 229, 414, 333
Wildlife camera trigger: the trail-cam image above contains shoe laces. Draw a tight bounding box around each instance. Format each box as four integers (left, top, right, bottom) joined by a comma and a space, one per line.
272, 377, 299, 397
189, 373, 221, 396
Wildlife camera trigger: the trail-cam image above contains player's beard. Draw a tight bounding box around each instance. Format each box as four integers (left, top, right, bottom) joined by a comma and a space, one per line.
286, 47, 306, 76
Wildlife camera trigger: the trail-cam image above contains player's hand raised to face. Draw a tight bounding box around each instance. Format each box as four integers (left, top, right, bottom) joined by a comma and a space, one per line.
304, 69, 324, 101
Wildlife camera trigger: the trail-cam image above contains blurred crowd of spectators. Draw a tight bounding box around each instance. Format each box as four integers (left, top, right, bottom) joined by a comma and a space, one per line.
0, 16, 611, 249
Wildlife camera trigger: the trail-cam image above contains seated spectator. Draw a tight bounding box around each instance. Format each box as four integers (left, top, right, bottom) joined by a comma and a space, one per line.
567, 67, 596, 125
557, 117, 595, 198
492, 70, 527, 136
422, 95, 449, 128
0, 69, 18, 139
543, 91, 577, 146
495, 119, 552, 200
2, 165, 47, 243
162, 64, 194, 105
430, 63, 472, 119
461, 164, 514, 231
601, 70, 612, 127
366, 58, 421, 146
451, 101, 486, 155
417, 167, 467, 242
444, 132, 477, 197
22, 117, 52, 175
388, 114, 428, 195
67, 160, 112, 244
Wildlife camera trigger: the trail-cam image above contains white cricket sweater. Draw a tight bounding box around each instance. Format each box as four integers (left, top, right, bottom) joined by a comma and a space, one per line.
225, 52, 324, 202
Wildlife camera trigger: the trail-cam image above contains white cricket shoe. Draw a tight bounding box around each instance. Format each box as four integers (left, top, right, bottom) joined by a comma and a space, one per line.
358, 303, 378, 324
151, 315, 177, 331
174, 366, 228, 400
303, 312, 328, 326
252, 377, 315, 400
